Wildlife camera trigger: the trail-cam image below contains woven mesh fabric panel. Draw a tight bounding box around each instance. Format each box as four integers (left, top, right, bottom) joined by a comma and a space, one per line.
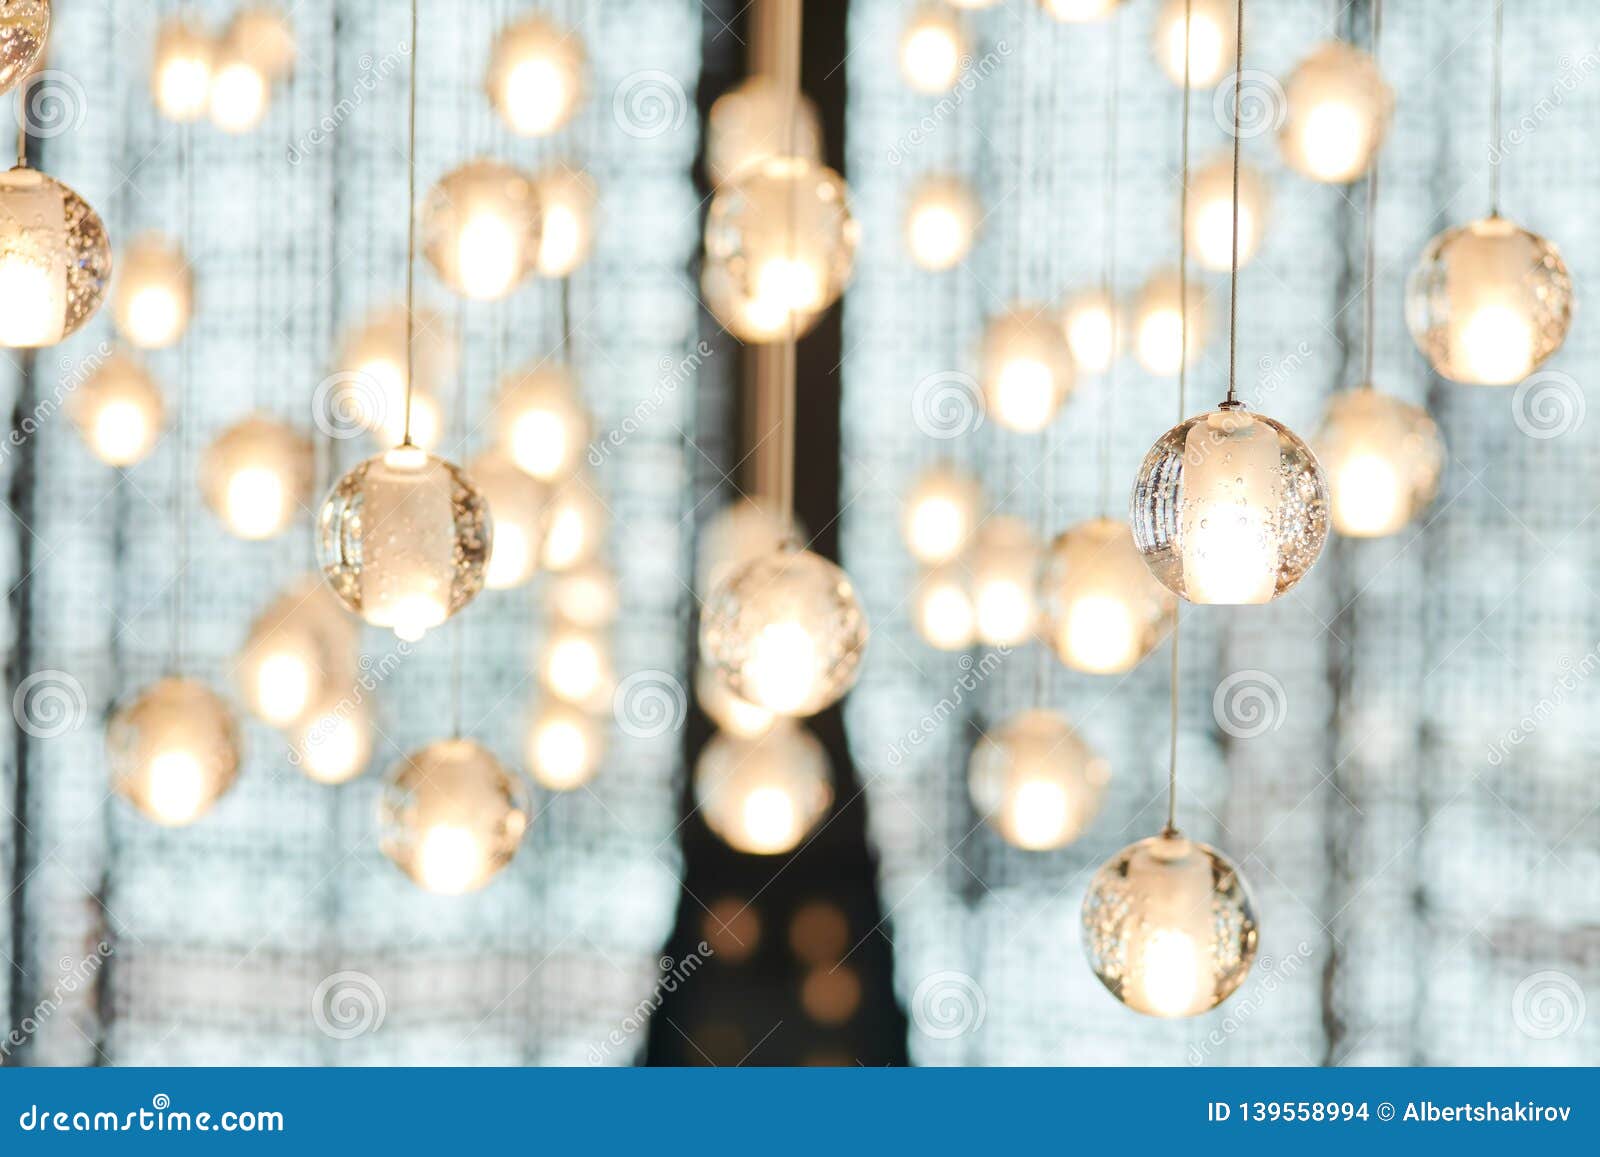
842, 0, 1600, 1065
6, 0, 701, 1065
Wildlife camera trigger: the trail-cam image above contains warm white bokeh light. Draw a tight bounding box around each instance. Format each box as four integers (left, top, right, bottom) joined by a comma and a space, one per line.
1187, 157, 1267, 273
1315, 388, 1446, 538
209, 56, 270, 133
380, 739, 529, 895
153, 19, 215, 122
905, 177, 979, 271
970, 516, 1039, 646
1279, 42, 1393, 184
1043, 518, 1175, 674
694, 723, 832, 855
422, 161, 541, 301
902, 466, 982, 567
69, 354, 165, 466
969, 710, 1109, 850
900, 7, 967, 94
486, 16, 584, 138
495, 364, 589, 483
1061, 290, 1118, 374
201, 416, 313, 541
113, 234, 191, 349
540, 477, 608, 573
1132, 271, 1206, 377
108, 678, 242, 828
981, 308, 1075, 433
526, 702, 604, 791
913, 567, 977, 652
532, 166, 597, 277
1153, 0, 1235, 88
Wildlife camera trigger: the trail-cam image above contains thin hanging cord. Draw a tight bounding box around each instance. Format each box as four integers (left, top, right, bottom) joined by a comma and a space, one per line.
1223, 0, 1244, 407
172, 122, 194, 672
1487, 0, 1503, 216
1095, 14, 1122, 519
1359, 0, 1384, 390
776, 0, 801, 541
14, 69, 30, 167
401, 0, 420, 446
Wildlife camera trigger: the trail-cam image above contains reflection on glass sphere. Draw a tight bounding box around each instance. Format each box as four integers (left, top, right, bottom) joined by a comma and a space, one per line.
1061, 289, 1118, 375
1187, 156, 1267, 273
108, 677, 242, 827
0, 1, 48, 97
223, 7, 296, 80
539, 476, 607, 572
1082, 830, 1259, 1017
905, 176, 978, 271
706, 76, 824, 188
422, 160, 541, 301
971, 515, 1039, 646
531, 165, 596, 277
486, 14, 584, 138
900, 6, 966, 94
701, 547, 869, 718
1279, 42, 1392, 184
912, 565, 976, 651
318, 444, 491, 641
468, 450, 549, 590
695, 723, 832, 855
234, 579, 355, 728
540, 624, 612, 711
703, 157, 858, 343
526, 701, 604, 791
697, 498, 793, 598
1043, 517, 1175, 674
1152, 0, 1235, 88
332, 306, 454, 450
292, 700, 372, 786
1133, 407, 1329, 605
201, 416, 314, 541
981, 307, 1075, 433
152, 18, 214, 122
1132, 270, 1206, 377
1314, 388, 1445, 538
68, 353, 164, 466
0, 166, 112, 348
903, 466, 982, 566
1405, 216, 1573, 386
112, 233, 191, 349
969, 709, 1109, 850
548, 563, 618, 628
208, 51, 270, 133
379, 738, 529, 894
1043, 0, 1127, 21
696, 664, 776, 740
494, 363, 589, 483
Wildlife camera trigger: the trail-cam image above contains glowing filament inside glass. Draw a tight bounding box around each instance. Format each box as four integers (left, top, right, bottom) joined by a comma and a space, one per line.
418, 824, 488, 895
742, 621, 818, 715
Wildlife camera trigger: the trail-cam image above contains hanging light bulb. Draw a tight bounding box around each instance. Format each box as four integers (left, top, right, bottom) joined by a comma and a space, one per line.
981, 307, 1075, 433
696, 497, 794, 598
494, 364, 590, 483
547, 563, 619, 629
112, 233, 191, 350
1082, 830, 1259, 1017
1405, 217, 1573, 385
222, 7, 297, 80
152, 17, 215, 123
701, 546, 869, 718
706, 76, 824, 188
1043, 518, 1175, 674
379, 738, 530, 894
233, 579, 356, 728
531, 165, 597, 277
526, 701, 604, 791
912, 565, 976, 652
969, 710, 1109, 850
704, 156, 858, 343
694, 723, 832, 855
1314, 388, 1445, 538
539, 475, 607, 573
970, 516, 1039, 646
208, 50, 270, 134
899, 6, 966, 95
1186, 156, 1267, 273
0, 0, 48, 96
485, 14, 584, 138
107, 677, 242, 827
421, 160, 541, 301
68, 353, 164, 467
331, 306, 454, 450
1061, 289, 1118, 375
468, 450, 550, 590
696, 664, 776, 740
902, 466, 982, 567
539, 623, 612, 712
1152, 0, 1235, 88
1131, 270, 1206, 377
0, 166, 112, 349
318, 444, 491, 642
1041, 0, 1128, 21
291, 700, 373, 786
200, 416, 315, 541
904, 176, 978, 272
1279, 42, 1393, 184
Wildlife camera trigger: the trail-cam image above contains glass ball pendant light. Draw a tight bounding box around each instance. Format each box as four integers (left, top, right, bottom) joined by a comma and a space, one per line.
1131, 271, 1206, 377
0, 1, 49, 96
234, 579, 356, 728
1186, 156, 1267, 273
526, 701, 604, 791
68, 353, 164, 466
331, 306, 454, 451
706, 76, 823, 189
468, 450, 549, 590
379, 738, 530, 894
112, 233, 191, 349
539, 623, 612, 712
970, 515, 1040, 647
969, 710, 1109, 850
1044, 517, 1175, 673
1152, 0, 1235, 87
1279, 42, 1393, 184
223, 7, 297, 81
493, 364, 590, 483
697, 497, 793, 598
291, 701, 373, 786
902, 465, 982, 567
981, 307, 1075, 433
1082, 830, 1259, 1017
904, 176, 978, 272
485, 14, 584, 138
200, 416, 314, 541
531, 164, 597, 277
421, 160, 541, 301
208, 47, 270, 134
539, 475, 607, 573
108, 677, 242, 827
1061, 289, 1119, 375
899, 6, 967, 94
1314, 388, 1445, 538
152, 17, 214, 123
695, 722, 832, 855
0, 166, 112, 348
696, 663, 777, 740
547, 563, 618, 629
912, 566, 977, 652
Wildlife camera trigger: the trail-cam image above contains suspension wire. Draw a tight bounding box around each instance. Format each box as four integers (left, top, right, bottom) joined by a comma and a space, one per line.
173, 121, 194, 671
772, 0, 801, 541
1487, 0, 1503, 216
1223, 0, 1244, 407
1360, 0, 1384, 390
1095, 12, 1122, 519
13, 67, 31, 167
401, 0, 420, 446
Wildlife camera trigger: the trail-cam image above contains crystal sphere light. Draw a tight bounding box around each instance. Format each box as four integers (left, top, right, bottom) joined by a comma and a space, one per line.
969, 709, 1109, 850
697, 498, 794, 598
1044, 518, 1175, 674
1315, 388, 1445, 538
1405, 216, 1573, 386
903, 465, 981, 566
539, 476, 607, 573
539, 625, 612, 711
701, 547, 869, 718
695, 723, 832, 855
332, 306, 454, 450
0, 1, 47, 96
201, 416, 314, 541
1279, 42, 1392, 184
1132, 407, 1329, 605
981, 307, 1075, 433
292, 701, 372, 786
905, 176, 978, 271
526, 701, 604, 791
494, 364, 589, 483
532, 165, 597, 277
1082, 831, 1259, 1017
379, 738, 529, 894
469, 450, 549, 590
696, 664, 777, 740
486, 15, 584, 138
423, 160, 541, 301
69, 354, 164, 466
234, 580, 355, 728
208, 50, 270, 133
971, 515, 1039, 646
224, 7, 296, 79
0, 166, 112, 348
900, 6, 966, 94
548, 564, 619, 628
112, 233, 191, 349
318, 445, 491, 642
153, 18, 214, 122
1187, 156, 1267, 273
912, 566, 976, 652
1132, 271, 1206, 377
1062, 289, 1119, 375
1153, 0, 1235, 88
706, 77, 823, 188
108, 677, 242, 827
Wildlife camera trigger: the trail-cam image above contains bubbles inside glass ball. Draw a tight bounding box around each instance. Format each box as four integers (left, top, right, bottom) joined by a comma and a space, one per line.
1315, 388, 1445, 538
422, 159, 541, 301
201, 415, 314, 540
1043, 517, 1175, 674
379, 738, 529, 894
108, 677, 242, 828
0, 0, 50, 97
68, 352, 164, 466
695, 722, 832, 855
981, 306, 1075, 433
706, 76, 824, 188
1081, 831, 1259, 1017
0, 166, 112, 348
485, 14, 584, 138
968, 709, 1109, 851
1279, 41, 1393, 184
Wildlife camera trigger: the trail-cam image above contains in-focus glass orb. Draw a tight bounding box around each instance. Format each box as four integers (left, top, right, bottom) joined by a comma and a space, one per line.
905, 176, 978, 271
703, 156, 858, 343
153, 17, 214, 122
112, 233, 191, 349
696, 663, 776, 740
68, 353, 164, 466
1132, 407, 1329, 605
107, 677, 242, 827
1279, 42, 1393, 184
223, 6, 296, 80
902, 465, 982, 566
1405, 216, 1573, 386
493, 363, 589, 482
486, 14, 584, 138
1042, 0, 1128, 22
701, 547, 869, 718
1186, 156, 1268, 273
234, 580, 355, 727
900, 6, 966, 94
526, 701, 604, 791
548, 563, 618, 628
379, 738, 529, 895
694, 723, 832, 855
1152, 0, 1235, 88
1061, 289, 1118, 375
969, 709, 1109, 850
422, 160, 541, 302
1043, 517, 1175, 674
970, 515, 1039, 646
208, 51, 270, 133
912, 565, 976, 651
291, 701, 372, 786
1132, 270, 1206, 377
318, 444, 491, 642
331, 306, 455, 450
200, 415, 314, 541
697, 498, 793, 598
539, 476, 607, 572
539, 625, 612, 712
0, 1, 49, 96
1082, 830, 1259, 1017
468, 450, 549, 590
981, 307, 1075, 433
0, 166, 112, 349
1314, 388, 1445, 538
706, 76, 824, 188
531, 165, 597, 277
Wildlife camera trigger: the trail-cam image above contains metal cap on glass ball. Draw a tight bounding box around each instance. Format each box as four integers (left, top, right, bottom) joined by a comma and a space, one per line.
379, 738, 530, 894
